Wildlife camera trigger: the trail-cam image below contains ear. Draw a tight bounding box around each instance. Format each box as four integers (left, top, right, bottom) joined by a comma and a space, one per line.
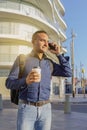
32, 39, 36, 44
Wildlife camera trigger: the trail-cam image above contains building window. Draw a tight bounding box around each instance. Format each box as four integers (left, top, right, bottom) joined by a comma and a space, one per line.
0, 45, 18, 63
0, 69, 10, 77
53, 83, 59, 95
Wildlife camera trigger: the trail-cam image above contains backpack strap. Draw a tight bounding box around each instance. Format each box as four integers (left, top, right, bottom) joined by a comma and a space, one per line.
10, 54, 26, 105
18, 54, 26, 78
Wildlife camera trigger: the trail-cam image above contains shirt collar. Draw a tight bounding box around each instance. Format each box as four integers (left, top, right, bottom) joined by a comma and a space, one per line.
29, 50, 47, 59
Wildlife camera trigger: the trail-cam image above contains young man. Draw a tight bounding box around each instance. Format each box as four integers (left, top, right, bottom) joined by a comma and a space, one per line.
6, 30, 72, 130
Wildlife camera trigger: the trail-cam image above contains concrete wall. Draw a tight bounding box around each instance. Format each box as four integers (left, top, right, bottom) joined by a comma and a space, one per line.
0, 77, 10, 99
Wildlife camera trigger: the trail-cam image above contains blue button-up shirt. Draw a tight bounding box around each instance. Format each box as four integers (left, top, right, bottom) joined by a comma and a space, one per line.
5, 51, 72, 102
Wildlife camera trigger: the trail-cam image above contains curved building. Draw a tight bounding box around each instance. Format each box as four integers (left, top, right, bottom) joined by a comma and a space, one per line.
0, 0, 67, 99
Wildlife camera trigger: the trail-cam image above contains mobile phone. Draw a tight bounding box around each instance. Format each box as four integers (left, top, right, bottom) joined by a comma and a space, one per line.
48, 43, 55, 50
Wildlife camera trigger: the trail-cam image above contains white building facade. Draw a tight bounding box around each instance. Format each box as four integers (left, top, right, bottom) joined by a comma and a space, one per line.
0, 0, 67, 99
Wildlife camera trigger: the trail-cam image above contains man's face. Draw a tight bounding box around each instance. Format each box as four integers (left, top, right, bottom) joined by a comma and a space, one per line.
33, 33, 49, 53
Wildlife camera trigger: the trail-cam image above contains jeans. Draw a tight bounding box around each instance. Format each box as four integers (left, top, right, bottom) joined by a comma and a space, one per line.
17, 103, 51, 130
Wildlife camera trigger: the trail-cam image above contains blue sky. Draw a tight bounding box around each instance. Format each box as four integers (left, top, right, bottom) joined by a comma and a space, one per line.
61, 0, 87, 78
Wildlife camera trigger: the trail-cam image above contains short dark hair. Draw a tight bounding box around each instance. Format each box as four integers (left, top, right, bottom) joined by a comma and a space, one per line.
32, 30, 48, 43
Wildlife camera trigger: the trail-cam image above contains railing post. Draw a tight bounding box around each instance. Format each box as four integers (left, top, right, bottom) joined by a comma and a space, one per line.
64, 94, 71, 114
0, 94, 3, 110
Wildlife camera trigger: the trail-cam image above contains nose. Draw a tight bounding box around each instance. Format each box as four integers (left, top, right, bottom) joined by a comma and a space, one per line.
44, 40, 48, 45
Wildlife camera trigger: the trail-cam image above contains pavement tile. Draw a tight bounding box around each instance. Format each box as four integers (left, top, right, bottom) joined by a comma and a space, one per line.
0, 108, 87, 130
0, 97, 87, 130
52, 110, 87, 130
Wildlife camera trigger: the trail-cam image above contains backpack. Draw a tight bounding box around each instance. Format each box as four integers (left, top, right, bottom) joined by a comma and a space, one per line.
10, 54, 26, 105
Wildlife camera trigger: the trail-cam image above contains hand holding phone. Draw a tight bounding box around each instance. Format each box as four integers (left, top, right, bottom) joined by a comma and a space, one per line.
48, 42, 61, 55
48, 43, 56, 50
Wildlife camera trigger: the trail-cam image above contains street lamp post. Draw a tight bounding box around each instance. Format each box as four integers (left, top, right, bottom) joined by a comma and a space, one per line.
71, 30, 76, 97
81, 68, 85, 98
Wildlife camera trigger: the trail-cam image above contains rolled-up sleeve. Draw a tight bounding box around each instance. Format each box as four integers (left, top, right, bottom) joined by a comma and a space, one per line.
52, 55, 72, 77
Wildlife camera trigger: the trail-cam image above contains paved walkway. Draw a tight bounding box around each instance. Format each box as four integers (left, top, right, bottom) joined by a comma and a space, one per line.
51, 94, 87, 103
0, 96, 87, 130
0, 108, 87, 130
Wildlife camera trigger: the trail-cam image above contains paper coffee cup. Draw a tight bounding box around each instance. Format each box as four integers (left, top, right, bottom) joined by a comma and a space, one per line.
32, 67, 41, 74
32, 67, 41, 82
